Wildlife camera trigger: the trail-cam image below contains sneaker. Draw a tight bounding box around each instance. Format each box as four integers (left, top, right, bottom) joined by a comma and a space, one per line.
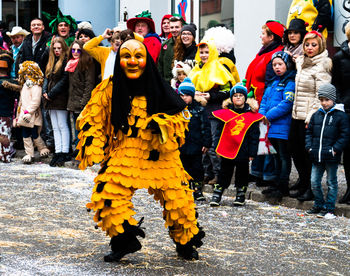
317, 209, 336, 219
305, 206, 322, 216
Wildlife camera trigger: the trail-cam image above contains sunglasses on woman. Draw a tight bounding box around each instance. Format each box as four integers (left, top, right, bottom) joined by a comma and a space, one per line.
72, 48, 82, 54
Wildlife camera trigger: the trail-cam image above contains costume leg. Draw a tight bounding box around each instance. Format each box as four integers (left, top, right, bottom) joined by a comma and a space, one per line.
149, 185, 205, 260
87, 168, 144, 262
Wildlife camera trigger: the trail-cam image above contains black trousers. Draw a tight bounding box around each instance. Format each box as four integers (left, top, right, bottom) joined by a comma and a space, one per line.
180, 153, 204, 182
289, 119, 312, 191
218, 158, 249, 189
343, 114, 350, 189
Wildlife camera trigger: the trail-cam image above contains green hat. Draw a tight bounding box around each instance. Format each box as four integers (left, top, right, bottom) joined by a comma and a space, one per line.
42, 8, 77, 35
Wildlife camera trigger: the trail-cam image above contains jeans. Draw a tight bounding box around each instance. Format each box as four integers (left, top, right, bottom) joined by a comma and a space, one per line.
250, 155, 276, 181
49, 110, 70, 153
203, 118, 221, 177
311, 162, 338, 211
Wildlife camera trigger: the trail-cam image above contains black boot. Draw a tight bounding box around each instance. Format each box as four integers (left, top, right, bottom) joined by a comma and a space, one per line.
210, 184, 224, 206
175, 224, 205, 260
49, 153, 60, 167
297, 188, 314, 201
339, 187, 350, 204
192, 181, 205, 201
104, 219, 145, 262
233, 186, 247, 206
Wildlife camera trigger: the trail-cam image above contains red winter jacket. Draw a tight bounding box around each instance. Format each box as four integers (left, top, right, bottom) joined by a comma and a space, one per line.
144, 34, 161, 64
245, 42, 283, 104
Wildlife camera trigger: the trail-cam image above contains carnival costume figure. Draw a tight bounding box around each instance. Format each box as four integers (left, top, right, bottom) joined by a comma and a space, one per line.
76, 39, 205, 262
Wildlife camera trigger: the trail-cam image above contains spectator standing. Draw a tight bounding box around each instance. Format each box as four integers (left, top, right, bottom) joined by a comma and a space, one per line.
189, 39, 233, 186
332, 21, 350, 205
6, 26, 30, 78
173, 24, 197, 67
20, 18, 51, 76
42, 37, 70, 167
66, 40, 95, 154
0, 50, 15, 162
245, 20, 284, 187
283, 18, 307, 63
305, 84, 350, 217
289, 31, 332, 201
258, 51, 296, 199
159, 14, 172, 43
158, 15, 184, 83
179, 78, 211, 201
127, 10, 161, 63
210, 82, 262, 206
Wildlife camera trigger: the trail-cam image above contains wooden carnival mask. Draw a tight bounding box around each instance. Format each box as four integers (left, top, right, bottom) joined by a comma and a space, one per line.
120, 39, 147, 79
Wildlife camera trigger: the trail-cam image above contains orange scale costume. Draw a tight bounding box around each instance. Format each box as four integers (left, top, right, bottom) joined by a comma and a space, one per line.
76, 39, 204, 262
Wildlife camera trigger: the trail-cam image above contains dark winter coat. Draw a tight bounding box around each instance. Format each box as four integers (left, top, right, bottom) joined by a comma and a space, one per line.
305, 105, 350, 163
158, 36, 175, 83
180, 100, 211, 155
214, 103, 260, 161
67, 62, 96, 113
19, 31, 51, 73
42, 58, 69, 110
332, 41, 350, 113
183, 42, 197, 65
0, 76, 16, 117
259, 70, 296, 140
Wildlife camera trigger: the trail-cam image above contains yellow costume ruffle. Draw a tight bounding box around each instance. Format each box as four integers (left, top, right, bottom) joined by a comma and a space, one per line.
77, 78, 199, 245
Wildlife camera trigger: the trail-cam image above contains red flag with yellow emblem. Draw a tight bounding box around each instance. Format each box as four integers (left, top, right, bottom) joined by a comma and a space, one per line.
212, 109, 264, 159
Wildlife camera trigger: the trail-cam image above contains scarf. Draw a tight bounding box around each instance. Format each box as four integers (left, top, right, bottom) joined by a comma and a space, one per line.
65, 58, 79, 72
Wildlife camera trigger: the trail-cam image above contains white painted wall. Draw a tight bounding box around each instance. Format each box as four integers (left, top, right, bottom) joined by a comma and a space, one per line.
234, 0, 276, 79
59, 0, 117, 40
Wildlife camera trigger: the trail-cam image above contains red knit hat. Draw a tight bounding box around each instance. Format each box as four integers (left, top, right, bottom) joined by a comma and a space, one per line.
127, 10, 156, 33
266, 20, 285, 38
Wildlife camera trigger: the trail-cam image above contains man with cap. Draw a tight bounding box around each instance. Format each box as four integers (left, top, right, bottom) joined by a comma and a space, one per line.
6, 26, 30, 78
305, 83, 350, 218
178, 77, 211, 201
158, 15, 185, 83
127, 10, 161, 63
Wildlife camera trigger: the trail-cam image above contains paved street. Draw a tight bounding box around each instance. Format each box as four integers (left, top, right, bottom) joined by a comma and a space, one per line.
1, 159, 350, 275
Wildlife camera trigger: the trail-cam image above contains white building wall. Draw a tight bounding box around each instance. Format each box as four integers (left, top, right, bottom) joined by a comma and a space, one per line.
59, 0, 117, 40
234, 0, 276, 79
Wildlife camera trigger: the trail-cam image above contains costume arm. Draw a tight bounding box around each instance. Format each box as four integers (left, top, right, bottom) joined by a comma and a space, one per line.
83, 36, 108, 65
76, 79, 113, 169
265, 82, 295, 121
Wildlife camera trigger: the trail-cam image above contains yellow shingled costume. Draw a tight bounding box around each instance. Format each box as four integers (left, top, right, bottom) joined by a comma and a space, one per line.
76, 77, 200, 246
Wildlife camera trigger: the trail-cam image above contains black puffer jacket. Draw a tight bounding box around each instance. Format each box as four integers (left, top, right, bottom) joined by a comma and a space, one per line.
42, 58, 69, 110
180, 100, 212, 155
19, 31, 51, 73
305, 105, 350, 163
214, 103, 260, 161
332, 41, 350, 113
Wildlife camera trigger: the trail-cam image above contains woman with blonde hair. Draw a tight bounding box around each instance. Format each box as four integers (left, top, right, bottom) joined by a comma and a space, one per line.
42, 36, 70, 167
289, 31, 332, 201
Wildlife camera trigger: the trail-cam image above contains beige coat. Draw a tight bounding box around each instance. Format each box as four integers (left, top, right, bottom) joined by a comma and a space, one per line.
292, 50, 332, 123
16, 84, 42, 128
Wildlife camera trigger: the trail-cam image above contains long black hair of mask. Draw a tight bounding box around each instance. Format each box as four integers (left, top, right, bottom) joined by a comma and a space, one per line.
111, 40, 186, 134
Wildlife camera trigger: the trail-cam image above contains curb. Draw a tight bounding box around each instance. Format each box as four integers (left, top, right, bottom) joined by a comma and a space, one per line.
14, 150, 350, 218
203, 184, 350, 218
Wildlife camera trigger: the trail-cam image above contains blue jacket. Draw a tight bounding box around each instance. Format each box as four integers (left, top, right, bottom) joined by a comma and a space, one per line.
305, 105, 350, 163
180, 100, 212, 155
259, 70, 296, 140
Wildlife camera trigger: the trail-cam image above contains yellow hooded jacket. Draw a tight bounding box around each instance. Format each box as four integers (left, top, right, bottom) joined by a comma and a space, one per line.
189, 39, 233, 93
